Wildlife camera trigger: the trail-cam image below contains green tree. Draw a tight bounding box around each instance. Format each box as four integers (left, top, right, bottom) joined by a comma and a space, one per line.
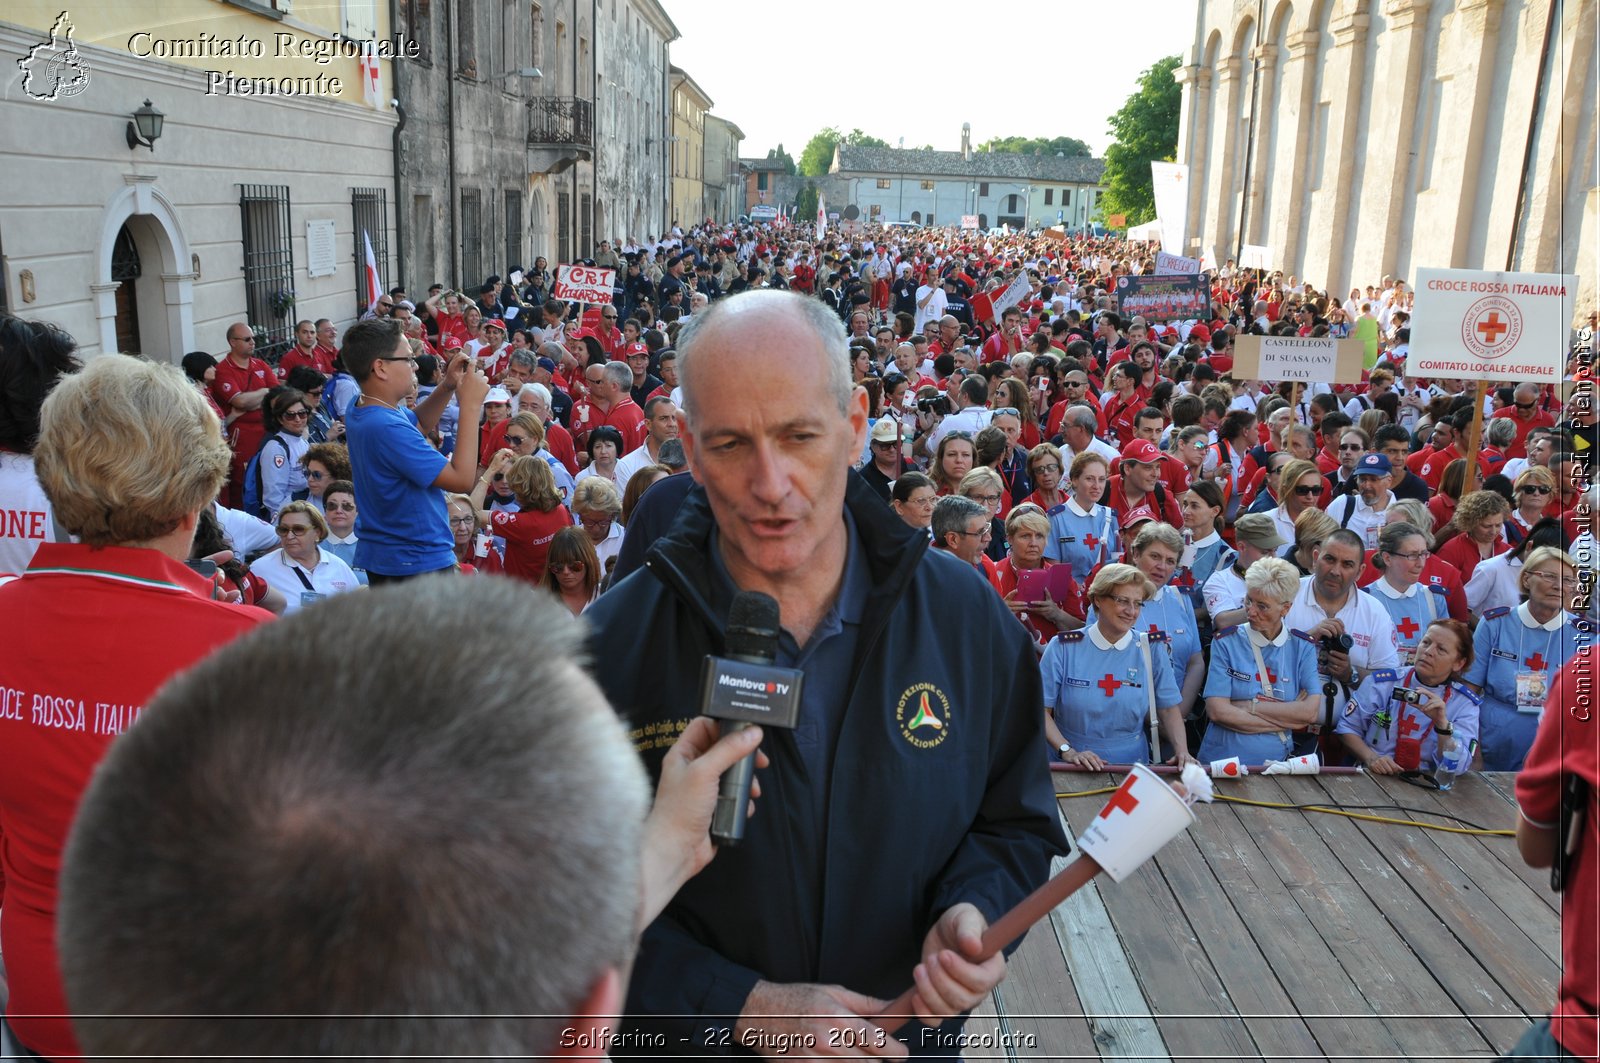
794, 181, 819, 220
797, 127, 889, 176
1098, 55, 1182, 225
766, 144, 796, 175
977, 134, 1091, 157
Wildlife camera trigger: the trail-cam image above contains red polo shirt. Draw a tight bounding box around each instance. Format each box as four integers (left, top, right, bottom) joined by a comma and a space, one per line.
570, 396, 647, 453
210, 355, 276, 441
278, 345, 335, 378
1105, 474, 1183, 527
0, 543, 270, 1059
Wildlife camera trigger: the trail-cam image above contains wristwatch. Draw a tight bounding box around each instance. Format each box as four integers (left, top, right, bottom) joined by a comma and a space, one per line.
1058, 742, 1073, 756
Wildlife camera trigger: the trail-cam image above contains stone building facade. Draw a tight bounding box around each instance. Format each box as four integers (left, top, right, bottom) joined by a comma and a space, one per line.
668, 65, 712, 229
1, 0, 398, 361
595, 0, 676, 245
1178, 0, 1596, 313
703, 115, 745, 225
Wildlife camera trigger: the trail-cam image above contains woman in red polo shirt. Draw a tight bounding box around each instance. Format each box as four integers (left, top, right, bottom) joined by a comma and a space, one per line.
471, 449, 571, 584
0, 356, 271, 1060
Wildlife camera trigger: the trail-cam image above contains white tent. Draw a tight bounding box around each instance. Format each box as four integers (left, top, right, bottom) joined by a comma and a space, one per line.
1128, 219, 1162, 242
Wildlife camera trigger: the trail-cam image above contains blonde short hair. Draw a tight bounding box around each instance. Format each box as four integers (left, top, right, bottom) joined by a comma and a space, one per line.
571, 476, 622, 519
1129, 522, 1184, 559
1244, 556, 1300, 604
957, 467, 1003, 498
1087, 562, 1155, 603
1519, 546, 1576, 595
507, 454, 562, 512
36, 357, 231, 546
1005, 502, 1050, 539
275, 500, 329, 542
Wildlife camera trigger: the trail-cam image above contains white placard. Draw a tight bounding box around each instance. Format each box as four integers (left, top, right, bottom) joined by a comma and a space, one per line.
1238, 244, 1273, 270
1154, 251, 1200, 276
552, 264, 617, 304
961, 214, 979, 230
1232, 334, 1366, 384
1411, 268, 1578, 383
306, 219, 337, 278
990, 271, 1033, 317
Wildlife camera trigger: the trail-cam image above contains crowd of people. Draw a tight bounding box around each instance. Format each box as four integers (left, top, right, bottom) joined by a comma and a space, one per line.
0, 218, 1596, 1061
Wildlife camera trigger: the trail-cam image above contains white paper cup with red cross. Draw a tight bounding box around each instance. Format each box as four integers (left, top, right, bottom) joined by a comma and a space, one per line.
1209, 756, 1247, 779
1075, 763, 1197, 882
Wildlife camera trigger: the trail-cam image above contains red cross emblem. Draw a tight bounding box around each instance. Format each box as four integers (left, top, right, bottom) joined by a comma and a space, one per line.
1256, 668, 1279, 686
1476, 312, 1510, 345
1082, 533, 1100, 550
1097, 674, 1122, 698
1397, 713, 1424, 741
1396, 616, 1420, 639
1527, 652, 1548, 671
1098, 772, 1142, 819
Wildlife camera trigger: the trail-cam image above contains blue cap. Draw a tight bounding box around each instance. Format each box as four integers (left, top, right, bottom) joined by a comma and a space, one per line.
1356, 452, 1392, 476
536, 356, 558, 373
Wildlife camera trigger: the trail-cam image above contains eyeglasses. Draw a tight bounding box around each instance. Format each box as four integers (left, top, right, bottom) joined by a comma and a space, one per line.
1064, 379, 1088, 387
1527, 569, 1570, 586
376, 356, 418, 366
955, 526, 993, 540
584, 376, 605, 386
968, 493, 1002, 506
276, 525, 314, 538
871, 439, 899, 449
505, 434, 528, 447
1338, 443, 1364, 451
1293, 484, 1323, 498
602, 314, 618, 320
327, 501, 357, 513
282, 409, 310, 420
1101, 594, 1144, 611
990, 407, 1021, 419
1520, 485, 1552, 495
1386, 550, 1428, 562
551, 562, 588, 575
944, 432, 974, 442
579, 515, 613, 530
306, 469, 327, 481
448, 515, 476, 527
377, 302, 394, 309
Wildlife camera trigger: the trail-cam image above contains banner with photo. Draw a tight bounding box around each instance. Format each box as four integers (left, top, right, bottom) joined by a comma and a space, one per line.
1114, 274, 1210, 324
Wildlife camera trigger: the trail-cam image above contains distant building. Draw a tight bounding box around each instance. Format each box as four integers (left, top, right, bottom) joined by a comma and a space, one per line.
1178, 0, 1595, 314
668, 66, 713, 229
828, 126, 1105, 231
595, 0, 677, 244
703, 116, 745, 225
739, 157, 797, 216
0, 2, 398, 361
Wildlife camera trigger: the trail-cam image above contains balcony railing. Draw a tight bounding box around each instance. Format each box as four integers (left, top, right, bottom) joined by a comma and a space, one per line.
528, 96, 593, 146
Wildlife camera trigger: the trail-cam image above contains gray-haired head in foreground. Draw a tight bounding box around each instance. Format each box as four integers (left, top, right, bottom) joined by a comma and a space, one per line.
931, 494, 988, 545
675, 290, 851, 420
58, 577, 647, 1059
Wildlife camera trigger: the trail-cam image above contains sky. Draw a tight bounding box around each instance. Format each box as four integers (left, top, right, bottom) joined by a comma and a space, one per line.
663, 0, 1201, 160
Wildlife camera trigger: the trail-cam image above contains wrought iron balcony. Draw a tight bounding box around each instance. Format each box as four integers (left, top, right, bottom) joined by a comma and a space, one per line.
528, 96, 593, 146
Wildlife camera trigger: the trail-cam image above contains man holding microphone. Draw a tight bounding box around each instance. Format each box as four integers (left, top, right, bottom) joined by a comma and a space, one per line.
587, 290, 1065, 1058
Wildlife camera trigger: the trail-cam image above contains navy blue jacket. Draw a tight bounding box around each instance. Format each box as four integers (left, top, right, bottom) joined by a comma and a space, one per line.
586, 471, 1067, 1054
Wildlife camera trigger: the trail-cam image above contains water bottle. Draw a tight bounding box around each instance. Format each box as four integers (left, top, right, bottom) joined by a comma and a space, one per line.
1433, 733, 1462, 791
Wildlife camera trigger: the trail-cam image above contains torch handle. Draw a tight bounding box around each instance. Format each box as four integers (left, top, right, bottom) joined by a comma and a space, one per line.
872, 854, 1104, 1034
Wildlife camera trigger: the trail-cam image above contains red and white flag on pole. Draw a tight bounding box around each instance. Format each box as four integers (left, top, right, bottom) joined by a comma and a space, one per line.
362, 230, 383, 309
816, 196, 826, 238
359, 42, 381, 109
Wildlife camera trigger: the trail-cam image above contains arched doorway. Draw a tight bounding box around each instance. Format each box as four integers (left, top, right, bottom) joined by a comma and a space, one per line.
94, 178, 193, 360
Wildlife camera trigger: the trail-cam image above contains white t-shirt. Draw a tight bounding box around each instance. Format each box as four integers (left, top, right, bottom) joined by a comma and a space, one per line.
914, 285, 948, 332
1285, 576, 1400, 681
926, 407, 993, 456
249, 547, 362, 613
0, 451, 58, 576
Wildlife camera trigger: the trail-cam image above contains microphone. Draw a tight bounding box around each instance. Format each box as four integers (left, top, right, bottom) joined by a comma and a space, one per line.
701, 591, 803, 846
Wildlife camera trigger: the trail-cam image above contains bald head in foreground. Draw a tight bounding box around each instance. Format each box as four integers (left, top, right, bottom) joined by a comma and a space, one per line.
57, 577, 763, 1059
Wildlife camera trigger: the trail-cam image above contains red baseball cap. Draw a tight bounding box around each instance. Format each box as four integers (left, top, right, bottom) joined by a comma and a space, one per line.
623, 341, 649, 357
1120, 504, 1157, 530
1120, 439, 1163, 465
483, 318, 507, 332
568, 327, 597, 342
1188, 323, 1211, 344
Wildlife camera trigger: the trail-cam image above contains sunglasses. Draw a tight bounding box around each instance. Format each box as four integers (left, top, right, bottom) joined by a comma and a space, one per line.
551, 562, 588, 575
1338, 443, 1364, 451
1520, 485, 1552, 495
1292, 485, 1321, 497
505, 435, 528, 447
276, 525, 314, 537
282, 409, 310, 420
327, 501, 357, 512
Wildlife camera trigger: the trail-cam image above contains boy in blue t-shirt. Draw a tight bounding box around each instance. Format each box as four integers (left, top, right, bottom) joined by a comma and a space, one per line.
340, 319, 489, 581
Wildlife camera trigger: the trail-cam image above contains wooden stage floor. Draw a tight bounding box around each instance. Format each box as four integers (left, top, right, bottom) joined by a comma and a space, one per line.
965, 770, 1557, 1061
